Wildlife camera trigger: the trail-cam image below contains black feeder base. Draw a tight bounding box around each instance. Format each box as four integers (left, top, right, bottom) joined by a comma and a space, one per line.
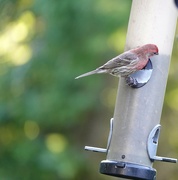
100, 160, 156, 180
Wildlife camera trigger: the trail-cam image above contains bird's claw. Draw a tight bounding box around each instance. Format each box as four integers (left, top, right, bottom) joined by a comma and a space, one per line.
125, 76, 138, 87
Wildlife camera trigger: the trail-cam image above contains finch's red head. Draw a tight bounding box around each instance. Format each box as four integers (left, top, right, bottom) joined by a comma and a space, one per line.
141, 44, 159, 58
132, 44, 159, 58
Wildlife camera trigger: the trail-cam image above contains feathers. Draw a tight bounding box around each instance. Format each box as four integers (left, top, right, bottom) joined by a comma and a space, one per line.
75, 69, 107, 79
75, 70, 98, 79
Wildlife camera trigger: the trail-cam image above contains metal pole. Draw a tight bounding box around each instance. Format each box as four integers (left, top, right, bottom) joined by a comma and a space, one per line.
100, 0, 177, 179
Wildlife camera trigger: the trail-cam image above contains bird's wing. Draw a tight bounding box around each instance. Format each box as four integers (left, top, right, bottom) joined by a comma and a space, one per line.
99, 51, 138, 70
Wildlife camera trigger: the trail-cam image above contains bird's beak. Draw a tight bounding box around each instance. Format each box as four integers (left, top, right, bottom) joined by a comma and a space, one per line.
154, 52, 159, 55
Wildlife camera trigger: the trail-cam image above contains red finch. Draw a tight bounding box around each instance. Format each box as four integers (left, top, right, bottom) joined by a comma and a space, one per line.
75, 44, 158, 79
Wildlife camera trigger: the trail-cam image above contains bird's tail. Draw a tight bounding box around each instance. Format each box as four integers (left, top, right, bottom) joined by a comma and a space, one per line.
75, 69, 106, 79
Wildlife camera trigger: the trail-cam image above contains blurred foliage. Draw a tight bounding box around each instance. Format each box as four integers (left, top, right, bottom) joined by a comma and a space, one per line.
0, 0, 178, 180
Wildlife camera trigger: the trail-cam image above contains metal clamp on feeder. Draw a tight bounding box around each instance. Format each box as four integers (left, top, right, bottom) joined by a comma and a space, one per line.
147, 124, 177, 163
125, 59, 153, 88
84, 118, 113, 153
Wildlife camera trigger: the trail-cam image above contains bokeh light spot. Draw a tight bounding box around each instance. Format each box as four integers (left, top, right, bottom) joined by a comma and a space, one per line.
108, 28, 126, 52
0, 10, 35, 65
24, 120, 40, 140
10, 22, 28, 42
165, 88, 178, 111
9, 45, 32, 65
45, 133, 67, 154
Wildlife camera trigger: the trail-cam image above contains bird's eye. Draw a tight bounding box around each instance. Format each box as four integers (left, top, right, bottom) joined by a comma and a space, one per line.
154, 52, 159, 55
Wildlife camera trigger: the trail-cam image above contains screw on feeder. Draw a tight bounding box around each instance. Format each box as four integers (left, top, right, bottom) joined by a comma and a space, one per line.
122, 155, 126, 159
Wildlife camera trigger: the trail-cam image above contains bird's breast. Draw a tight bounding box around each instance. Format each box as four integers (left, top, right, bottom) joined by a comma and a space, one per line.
135, 59, 149, 70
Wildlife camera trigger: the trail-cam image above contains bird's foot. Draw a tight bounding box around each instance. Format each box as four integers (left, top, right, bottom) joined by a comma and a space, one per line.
125, 76, 138, 87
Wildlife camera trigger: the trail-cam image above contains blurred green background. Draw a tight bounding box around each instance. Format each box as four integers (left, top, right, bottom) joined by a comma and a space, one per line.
0, 0, 177, 179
